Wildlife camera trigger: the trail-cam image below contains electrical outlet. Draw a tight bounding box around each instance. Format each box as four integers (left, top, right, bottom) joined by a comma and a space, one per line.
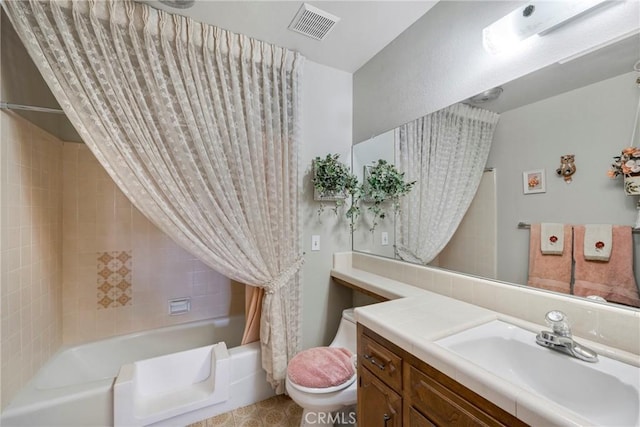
311, 235, 320, 251
381, 232, 389, 246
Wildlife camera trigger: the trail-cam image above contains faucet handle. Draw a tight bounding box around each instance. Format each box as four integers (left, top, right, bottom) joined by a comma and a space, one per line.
545, 310, 572, 336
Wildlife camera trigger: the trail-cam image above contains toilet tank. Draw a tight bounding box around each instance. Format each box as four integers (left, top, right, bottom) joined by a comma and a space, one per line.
329, 309, 356, 354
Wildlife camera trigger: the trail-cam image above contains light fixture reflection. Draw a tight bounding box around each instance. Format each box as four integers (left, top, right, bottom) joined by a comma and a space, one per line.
483, 0, 612, 55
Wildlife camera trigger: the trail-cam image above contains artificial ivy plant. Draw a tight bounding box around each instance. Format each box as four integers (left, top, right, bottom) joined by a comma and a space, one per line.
312, 154, 359, 218
363, 159, 416, 231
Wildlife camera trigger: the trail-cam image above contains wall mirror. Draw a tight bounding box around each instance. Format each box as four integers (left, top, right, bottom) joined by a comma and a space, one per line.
352, 32, 640, 311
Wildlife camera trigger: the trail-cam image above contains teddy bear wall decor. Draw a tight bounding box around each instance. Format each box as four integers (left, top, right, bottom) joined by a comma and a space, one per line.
556, 154, 576, 183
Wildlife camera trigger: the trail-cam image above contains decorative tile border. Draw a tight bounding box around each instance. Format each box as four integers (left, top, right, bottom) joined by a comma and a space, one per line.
97, 251, 132, 309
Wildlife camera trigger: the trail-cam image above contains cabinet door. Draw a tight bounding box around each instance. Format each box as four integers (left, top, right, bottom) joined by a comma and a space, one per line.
409, 366, 503, 426
409, 407, 436, 427
358, 367, 402, 427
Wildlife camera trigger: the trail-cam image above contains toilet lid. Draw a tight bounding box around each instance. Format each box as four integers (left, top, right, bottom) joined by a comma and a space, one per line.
287, 347, 355, 392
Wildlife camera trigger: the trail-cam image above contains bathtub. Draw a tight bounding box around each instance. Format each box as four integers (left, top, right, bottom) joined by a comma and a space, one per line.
1, 316, 275, 427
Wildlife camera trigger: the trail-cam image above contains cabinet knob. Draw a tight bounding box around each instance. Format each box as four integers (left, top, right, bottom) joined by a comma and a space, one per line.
383, 413, 391, 426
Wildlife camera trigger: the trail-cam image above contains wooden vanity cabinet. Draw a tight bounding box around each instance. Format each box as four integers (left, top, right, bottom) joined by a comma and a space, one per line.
359, 332, 403, 391
359, 367, 403, 426
357, 324, 403, 426
408, 407, 436, 427
358, 324, 528, 427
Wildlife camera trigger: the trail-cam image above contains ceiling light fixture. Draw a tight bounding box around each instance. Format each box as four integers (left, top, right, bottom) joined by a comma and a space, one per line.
158, 0, 195, 10
483, 0, 613, 55
467, 87, 503, 104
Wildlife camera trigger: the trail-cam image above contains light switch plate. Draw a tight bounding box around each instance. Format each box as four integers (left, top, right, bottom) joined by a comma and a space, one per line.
311, 235, 320, 251
381, 232, 389, 246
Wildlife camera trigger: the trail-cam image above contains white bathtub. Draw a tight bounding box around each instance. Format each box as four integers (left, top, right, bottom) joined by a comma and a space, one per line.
1, 316, 274, 427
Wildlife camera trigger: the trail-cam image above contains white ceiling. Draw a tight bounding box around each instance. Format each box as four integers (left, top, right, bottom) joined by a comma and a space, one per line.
143, 1, 439, 73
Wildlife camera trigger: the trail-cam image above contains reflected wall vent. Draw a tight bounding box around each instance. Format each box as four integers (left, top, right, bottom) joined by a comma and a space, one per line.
288, 3, 340, 41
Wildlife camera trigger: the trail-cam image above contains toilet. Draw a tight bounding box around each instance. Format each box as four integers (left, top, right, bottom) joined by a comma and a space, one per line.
286, 309, 357, 426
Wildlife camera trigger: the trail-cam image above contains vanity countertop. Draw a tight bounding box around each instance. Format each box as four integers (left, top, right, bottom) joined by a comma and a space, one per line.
337, 265, 640, 427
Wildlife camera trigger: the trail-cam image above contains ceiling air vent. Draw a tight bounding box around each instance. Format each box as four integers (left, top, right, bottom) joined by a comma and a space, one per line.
288, 3, 340, 41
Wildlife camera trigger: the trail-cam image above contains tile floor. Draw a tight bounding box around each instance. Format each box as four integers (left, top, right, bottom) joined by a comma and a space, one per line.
189, 395, 303, 427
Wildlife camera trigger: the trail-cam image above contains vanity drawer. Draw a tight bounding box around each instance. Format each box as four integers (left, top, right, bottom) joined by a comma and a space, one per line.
359, 333, 402, 391
408, 366, 512, 427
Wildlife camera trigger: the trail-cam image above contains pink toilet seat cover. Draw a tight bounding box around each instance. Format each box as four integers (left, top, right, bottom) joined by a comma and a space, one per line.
287, 347, 355, 389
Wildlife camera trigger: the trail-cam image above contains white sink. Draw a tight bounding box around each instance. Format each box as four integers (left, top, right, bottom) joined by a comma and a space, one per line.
435, 320, 640, 426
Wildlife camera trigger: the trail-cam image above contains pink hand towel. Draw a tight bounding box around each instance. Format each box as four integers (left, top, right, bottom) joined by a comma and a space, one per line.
527, 223, 572, 294
574, 225, 640, 308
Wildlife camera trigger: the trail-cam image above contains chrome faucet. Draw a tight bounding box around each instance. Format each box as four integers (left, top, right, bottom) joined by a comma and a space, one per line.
535, 310, 598, 363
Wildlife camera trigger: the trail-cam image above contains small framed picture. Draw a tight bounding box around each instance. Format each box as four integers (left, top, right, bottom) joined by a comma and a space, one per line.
523, 169, 545, 194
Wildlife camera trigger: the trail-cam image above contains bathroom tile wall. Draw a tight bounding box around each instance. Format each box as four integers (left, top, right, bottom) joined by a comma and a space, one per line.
0, 112, 63, 410
436, 169, 497, 279
0, 119, 245, 409
61, 143, 244, 344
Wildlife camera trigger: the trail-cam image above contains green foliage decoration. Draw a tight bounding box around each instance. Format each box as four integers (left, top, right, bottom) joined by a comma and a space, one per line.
363, 159, 416, 231
312, 154, 360, 219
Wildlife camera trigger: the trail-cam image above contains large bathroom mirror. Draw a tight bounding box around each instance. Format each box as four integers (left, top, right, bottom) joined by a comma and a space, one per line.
352, 32, 640, 310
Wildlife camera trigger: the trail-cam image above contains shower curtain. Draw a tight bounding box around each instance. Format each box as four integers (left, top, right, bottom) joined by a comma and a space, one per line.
395, 103, 499, 264
3, 0, 303, 393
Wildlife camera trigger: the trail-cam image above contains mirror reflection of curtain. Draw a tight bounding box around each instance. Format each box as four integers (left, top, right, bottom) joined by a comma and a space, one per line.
395, 103, 499, 264
3, 0, 303, 393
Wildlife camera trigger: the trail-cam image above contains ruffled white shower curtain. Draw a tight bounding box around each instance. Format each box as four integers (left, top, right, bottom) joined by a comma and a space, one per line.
3, 0, 303, 392
395, 103, 499, 264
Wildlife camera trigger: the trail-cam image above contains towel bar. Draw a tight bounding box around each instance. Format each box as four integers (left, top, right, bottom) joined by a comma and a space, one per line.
517, 222, 640, 234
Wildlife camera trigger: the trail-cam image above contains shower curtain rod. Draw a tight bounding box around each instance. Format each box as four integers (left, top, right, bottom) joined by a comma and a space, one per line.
518, 221, 640, 233
0, 101, 64, 114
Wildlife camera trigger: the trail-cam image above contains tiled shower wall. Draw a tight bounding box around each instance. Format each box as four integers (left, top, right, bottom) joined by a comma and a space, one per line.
1, 117, 244, 409
1, 112, 63, 409
437, 169, 497, 279
61, 143, 244, 344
